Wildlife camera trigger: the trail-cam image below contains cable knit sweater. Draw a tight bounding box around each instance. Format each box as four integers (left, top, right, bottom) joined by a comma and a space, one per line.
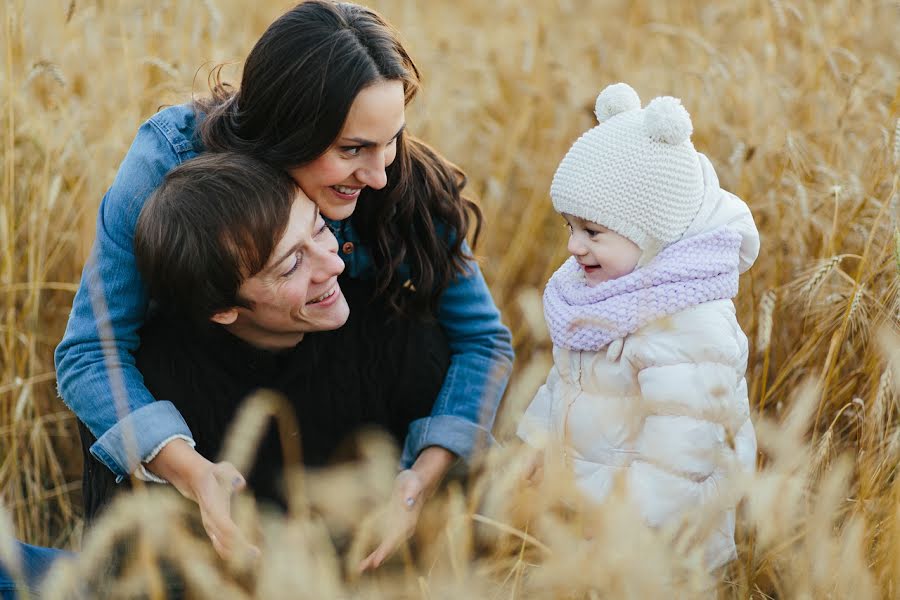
518, 154, 759, 569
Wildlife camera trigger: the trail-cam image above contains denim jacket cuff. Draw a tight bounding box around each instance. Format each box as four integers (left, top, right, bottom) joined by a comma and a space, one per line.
90, 401, 194, 478
400, 414, 497, 468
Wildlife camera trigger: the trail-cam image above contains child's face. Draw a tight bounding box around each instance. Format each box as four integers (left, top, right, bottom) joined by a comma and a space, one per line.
563, 214, 642, 286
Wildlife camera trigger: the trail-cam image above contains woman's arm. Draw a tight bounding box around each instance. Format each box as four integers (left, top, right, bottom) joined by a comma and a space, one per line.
57, 107, 253, 559
54, 106, 201, 478
400, 245, 515, 467
357, 255, 512, 571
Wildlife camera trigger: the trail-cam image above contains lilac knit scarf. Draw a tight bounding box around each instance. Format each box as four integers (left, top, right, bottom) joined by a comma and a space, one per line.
543, 227, 742, 352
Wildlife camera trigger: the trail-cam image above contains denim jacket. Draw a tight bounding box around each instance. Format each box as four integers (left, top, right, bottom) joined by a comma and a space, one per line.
55, 104, 514, 478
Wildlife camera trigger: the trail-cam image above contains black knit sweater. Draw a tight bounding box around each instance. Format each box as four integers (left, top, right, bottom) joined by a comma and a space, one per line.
80, 277, 450, 521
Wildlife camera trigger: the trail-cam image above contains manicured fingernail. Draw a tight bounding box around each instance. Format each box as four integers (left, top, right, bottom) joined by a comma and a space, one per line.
405, 496, 415, 507
233, 476, 244, 489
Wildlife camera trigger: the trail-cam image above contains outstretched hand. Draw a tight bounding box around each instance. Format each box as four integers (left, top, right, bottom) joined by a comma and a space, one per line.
146, 439, 259, 562
356, 445, 457, 573
189, 461, 259, 561
356, 469, 425, 573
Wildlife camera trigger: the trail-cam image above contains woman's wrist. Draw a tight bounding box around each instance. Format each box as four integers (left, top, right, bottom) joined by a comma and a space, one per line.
409, 446, 456, 497
145, 438, 213, 500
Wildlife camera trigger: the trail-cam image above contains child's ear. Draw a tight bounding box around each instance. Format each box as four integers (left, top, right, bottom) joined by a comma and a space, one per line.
210, 308, 239, 325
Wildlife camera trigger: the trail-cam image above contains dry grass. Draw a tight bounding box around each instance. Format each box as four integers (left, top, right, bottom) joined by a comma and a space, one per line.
1, 0, 898, 597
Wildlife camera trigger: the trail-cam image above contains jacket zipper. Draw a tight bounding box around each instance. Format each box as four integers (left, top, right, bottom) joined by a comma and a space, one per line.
562, 352, 584, 464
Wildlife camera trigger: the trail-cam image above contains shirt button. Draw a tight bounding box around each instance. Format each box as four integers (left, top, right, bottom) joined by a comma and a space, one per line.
342, 242, 354, 255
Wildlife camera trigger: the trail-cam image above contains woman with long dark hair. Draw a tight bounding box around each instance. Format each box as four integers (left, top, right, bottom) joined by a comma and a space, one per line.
55, 0, 513, 569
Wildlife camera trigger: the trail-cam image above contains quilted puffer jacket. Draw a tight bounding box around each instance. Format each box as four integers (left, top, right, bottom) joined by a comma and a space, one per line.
518, 154, 759, 569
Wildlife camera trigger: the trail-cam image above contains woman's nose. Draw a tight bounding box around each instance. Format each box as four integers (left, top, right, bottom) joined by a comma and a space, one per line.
357, 152, 388, 190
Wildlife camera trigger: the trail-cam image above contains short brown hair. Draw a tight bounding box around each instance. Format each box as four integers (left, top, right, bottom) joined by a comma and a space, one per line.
135, 153, 298, 322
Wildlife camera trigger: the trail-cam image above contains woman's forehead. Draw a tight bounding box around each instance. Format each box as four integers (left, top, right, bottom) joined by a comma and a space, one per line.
339, 80, 406, 142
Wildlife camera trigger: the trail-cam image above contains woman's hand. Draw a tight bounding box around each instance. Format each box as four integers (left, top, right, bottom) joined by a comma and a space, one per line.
146, 439, 259, 561
356, 469, 425, 572
357, 446, 456, 572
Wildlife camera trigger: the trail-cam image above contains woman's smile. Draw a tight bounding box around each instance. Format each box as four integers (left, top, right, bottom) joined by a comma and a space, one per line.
331, 184, 363, 200
306, 284, 342, 306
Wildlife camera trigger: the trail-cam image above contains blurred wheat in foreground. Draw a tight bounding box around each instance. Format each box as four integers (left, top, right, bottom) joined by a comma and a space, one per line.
1, 0, 898, 598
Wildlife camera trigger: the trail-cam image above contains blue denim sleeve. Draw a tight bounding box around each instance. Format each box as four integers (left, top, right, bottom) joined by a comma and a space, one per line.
400, 245, 514, 467
54, 116, 195, 478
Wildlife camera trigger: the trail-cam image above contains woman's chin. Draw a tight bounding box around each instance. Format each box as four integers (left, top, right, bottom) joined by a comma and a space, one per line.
322, 297, 350, 330
319, 198, 358, 222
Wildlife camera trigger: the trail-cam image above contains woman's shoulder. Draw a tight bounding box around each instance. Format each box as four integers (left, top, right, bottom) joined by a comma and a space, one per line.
106, 103, 205, 214
143, 103, 204, 156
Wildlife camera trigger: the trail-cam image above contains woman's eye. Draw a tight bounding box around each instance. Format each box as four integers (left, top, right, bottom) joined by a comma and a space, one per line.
282, 253, 301, 277
314, 223, 329, 237
342, 146, 362, 157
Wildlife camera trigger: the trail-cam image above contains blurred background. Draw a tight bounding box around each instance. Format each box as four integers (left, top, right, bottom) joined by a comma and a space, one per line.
0, 0, 898, 595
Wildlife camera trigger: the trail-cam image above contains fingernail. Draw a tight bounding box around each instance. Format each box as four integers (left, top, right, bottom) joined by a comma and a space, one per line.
232, 476, 244, 489
405, 496, 415, 507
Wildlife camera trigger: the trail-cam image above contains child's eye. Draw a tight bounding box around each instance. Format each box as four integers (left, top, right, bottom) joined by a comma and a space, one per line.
587, 229, 603, 238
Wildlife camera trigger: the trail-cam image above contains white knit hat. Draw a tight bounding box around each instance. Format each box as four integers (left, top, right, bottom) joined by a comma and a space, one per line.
551, 83, 705, 263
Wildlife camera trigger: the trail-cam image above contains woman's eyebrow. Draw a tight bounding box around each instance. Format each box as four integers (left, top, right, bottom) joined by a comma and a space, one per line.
340, 124, 406, 147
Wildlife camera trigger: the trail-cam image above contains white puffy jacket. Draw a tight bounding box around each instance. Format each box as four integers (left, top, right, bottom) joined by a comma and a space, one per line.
518, 154, 759, 569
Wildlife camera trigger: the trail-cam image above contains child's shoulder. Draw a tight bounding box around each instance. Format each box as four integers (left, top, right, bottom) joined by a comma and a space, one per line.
623, 300, 746, 367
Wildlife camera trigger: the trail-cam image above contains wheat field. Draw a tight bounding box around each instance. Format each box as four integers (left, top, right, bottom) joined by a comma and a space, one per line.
1, 0, 898, 597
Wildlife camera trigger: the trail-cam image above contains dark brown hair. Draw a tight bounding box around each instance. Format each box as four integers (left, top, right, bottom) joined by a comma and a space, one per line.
134, 153, 298, 322
196, 0, 482, 315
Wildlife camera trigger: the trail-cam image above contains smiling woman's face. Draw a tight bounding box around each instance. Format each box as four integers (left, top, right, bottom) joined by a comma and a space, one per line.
288, 79, 407, 221
212, 190, 350, 350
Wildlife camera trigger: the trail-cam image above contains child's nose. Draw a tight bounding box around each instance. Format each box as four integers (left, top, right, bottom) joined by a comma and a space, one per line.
567, 234, 586, 256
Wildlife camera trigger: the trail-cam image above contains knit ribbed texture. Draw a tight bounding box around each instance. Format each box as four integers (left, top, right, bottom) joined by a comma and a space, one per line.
543, 227, 742, 352
551, 83, 705, 258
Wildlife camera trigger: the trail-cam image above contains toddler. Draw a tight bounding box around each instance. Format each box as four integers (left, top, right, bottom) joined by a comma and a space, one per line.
518, 83, 759, 569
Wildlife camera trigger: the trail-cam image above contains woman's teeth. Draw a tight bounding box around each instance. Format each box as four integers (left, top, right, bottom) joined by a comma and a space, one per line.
307, 287, 336, 304
333, 185, 361, 196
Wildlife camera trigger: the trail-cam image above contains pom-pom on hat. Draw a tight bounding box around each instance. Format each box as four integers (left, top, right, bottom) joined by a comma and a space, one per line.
551, 82, 705, 263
